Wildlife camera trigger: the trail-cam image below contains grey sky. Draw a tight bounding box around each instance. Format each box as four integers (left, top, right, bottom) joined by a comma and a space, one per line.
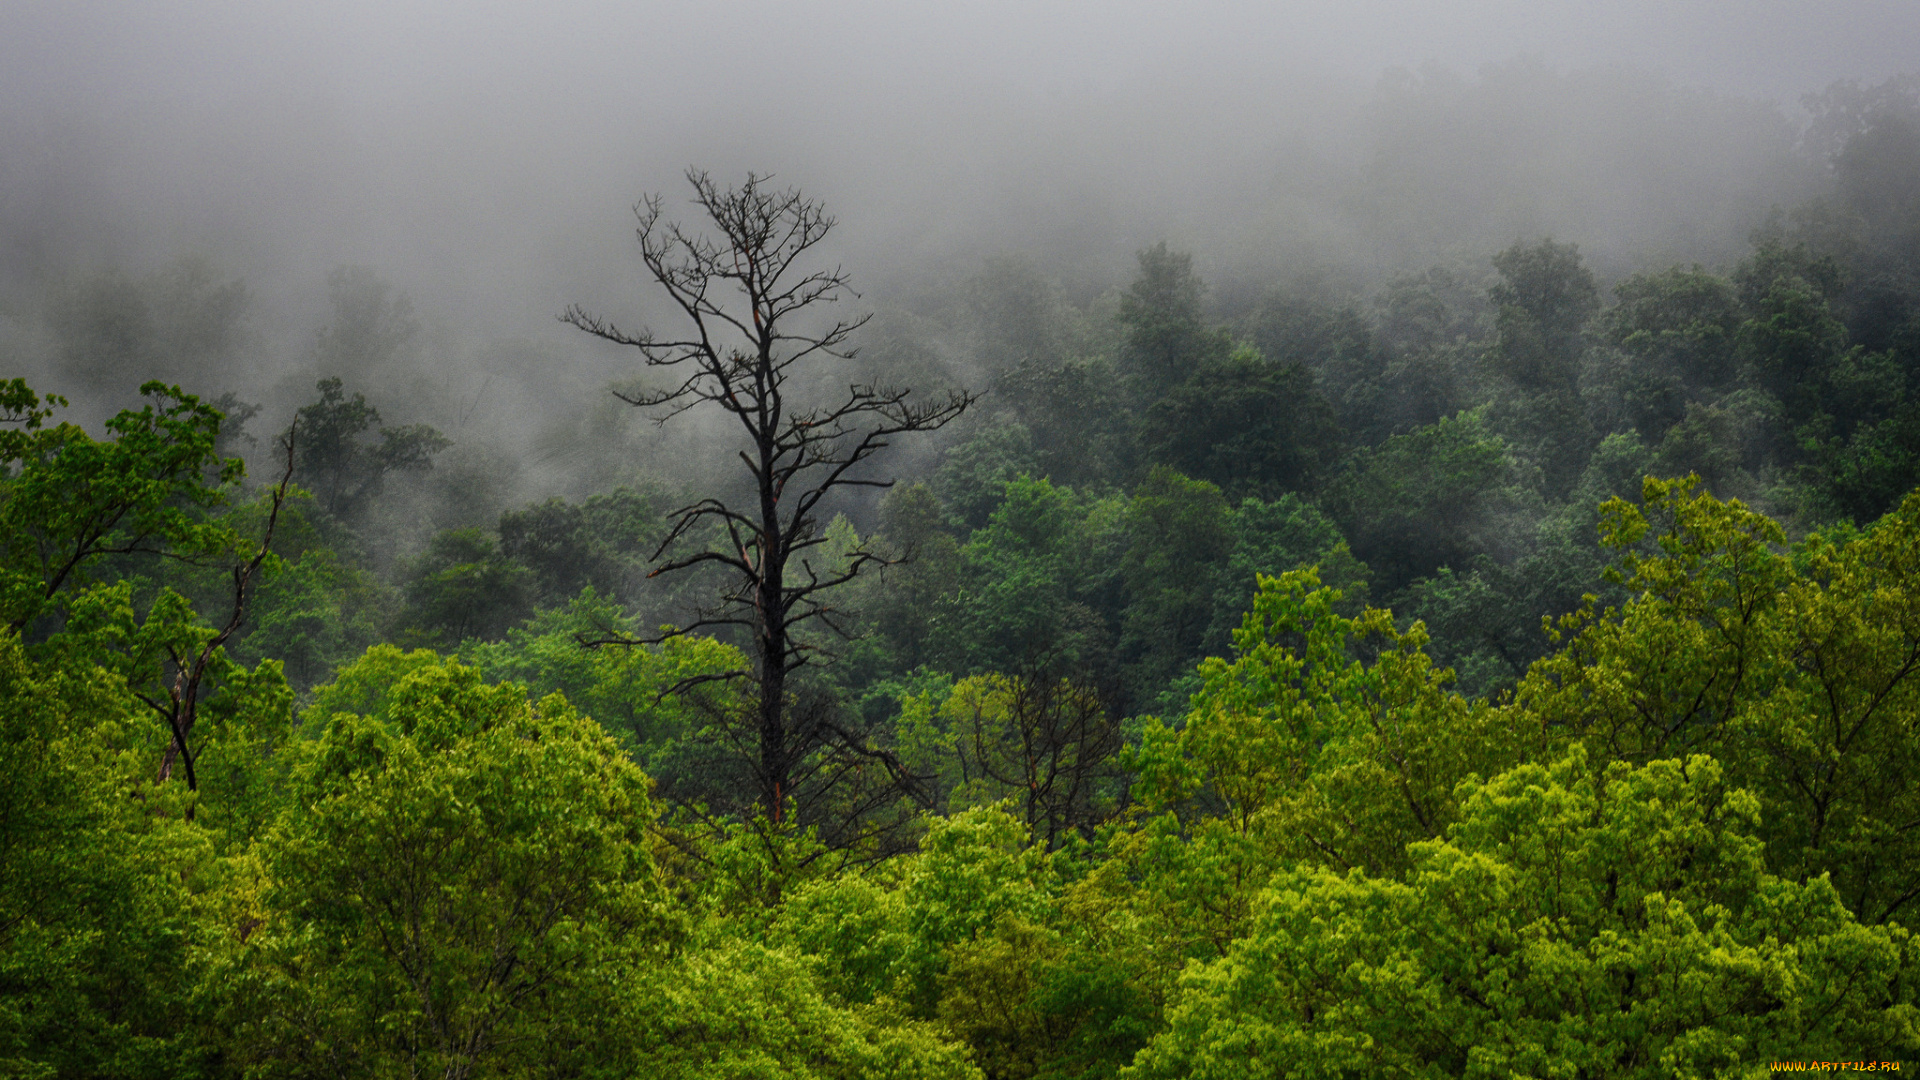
1, 1, 1914, 345
6, 1, 1912, 106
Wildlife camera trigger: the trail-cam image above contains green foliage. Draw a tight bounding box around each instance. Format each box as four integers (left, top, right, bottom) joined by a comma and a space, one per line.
965, 256, 1075, 374
936, 420, 1043, 531
1324, 409, 1521, 592
1209, 494, 1369, 640
1118, 243, 1232, 393
1139, 346, 1339, 501
1245, 295, 1386, 443
940, 476, 1124, 683
1133, 569, 1516, 882
1128, 749, 1918, 1079
397, 525, 533, 646
0, 631, 218, 1077
243, 535, 393, 688
1805, 399, 1920, 522
1118, 468, 1235, 698
1071, 572, 1509, 1047
496, 485, 669, 608
46, 574, 296, 820
290, 376, 448, 522
902, 674, 1124, 847
1367, 266, 1481, 437
993, 356, 1133, 490
1488, 238, 1599, 394
1484, 238, 1600, 495
1515, 477, 1920, 925
770, 806, 1028, 1006
1603, 265, 1744, 437
1750, 277, 1850, 421
868, 483, 964, 677
231, 652, 670, 1077
1386, 435, 1648, 699
459, 591, 748, 787
624, 938, 980, 1080
12, 184, 1920, 1079
0, 380, 240, 632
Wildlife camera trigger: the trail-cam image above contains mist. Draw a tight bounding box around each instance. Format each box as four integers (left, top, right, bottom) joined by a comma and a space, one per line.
11, 9, 1920, 1069
3, 0, 1914, 520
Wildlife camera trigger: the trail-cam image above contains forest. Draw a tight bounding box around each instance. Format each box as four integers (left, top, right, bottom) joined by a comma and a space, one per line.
3, 63, 1920, 1078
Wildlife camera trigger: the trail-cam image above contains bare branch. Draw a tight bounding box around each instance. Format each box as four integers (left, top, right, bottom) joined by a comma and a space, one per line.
156, 421, 298, 793
562, 169, 972, 829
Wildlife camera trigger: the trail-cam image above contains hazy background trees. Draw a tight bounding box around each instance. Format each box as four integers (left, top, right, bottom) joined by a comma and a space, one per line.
5, 10, 1920, 1072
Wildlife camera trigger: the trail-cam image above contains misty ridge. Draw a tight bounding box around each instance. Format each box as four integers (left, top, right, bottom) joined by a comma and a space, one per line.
7, 2, 1920, 1071
0, 57, 1873, 539
0, 55, 1896, 580
0, 59, 1838, 371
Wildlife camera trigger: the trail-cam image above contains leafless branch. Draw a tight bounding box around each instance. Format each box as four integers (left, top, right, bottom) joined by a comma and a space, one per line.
155, 422, 297, 795
564, 169, 973, 829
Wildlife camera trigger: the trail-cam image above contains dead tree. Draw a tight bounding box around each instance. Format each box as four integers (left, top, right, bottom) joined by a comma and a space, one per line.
144, 423, 297, 796
563, 170, 973, 824
952, 673, 1125, 850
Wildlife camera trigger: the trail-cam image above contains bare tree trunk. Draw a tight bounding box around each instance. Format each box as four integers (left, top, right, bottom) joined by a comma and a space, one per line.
565, 169, 972, 827
758, 523, 788, 820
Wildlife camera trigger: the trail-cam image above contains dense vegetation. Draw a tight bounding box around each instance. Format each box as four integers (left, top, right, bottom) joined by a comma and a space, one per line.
4, 77, 1920, 1078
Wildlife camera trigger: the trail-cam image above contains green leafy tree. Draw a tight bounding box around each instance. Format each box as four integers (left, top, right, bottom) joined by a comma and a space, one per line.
397, 526, 533, 647
1246, 295, 1386, 443
1117, 243, 1230, 394
1139, 346, 1339, 501
1056, 572, 1511, 1063
1514, 477, 1920, 925
1369, 266, 1482, 438
459, 593, 750, 805
1130, 569, 1515, 888
902, 674, 1124, 848
496, 486, 668, 608
0, 381, 296, 795
1323, 409, 1521, 593
993, 356, 1134, 492
0, 380, 239, 634
1117, 468, 1235, 702
230, 653, 670, 1077
1202, 493, 1369, 657
917, 811, 1151, 1080
778, 804, 1055, 1017
1485, 238, 1600, 496
1601, 265, 1744, 438
940, 476, 1123, 686
764, 807, 1105, 1079
1734, 238, 1851, 428
1488, 238, 1598, 395
935, 421, 1043, 532
622, 938, 980, 1080
0, 633, 210, 1076
1806, 400, 1920, 522
243, 538, 393, 689
288, 377, 448, 522
866, 483, 964, 676
1128, 750, 1918, 1079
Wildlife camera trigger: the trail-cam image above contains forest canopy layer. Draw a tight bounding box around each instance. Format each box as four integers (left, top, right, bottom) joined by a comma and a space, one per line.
3, 70, 1920, 1078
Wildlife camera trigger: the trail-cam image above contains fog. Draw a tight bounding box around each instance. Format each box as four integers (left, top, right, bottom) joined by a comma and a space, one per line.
3, 0, 1915, 518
